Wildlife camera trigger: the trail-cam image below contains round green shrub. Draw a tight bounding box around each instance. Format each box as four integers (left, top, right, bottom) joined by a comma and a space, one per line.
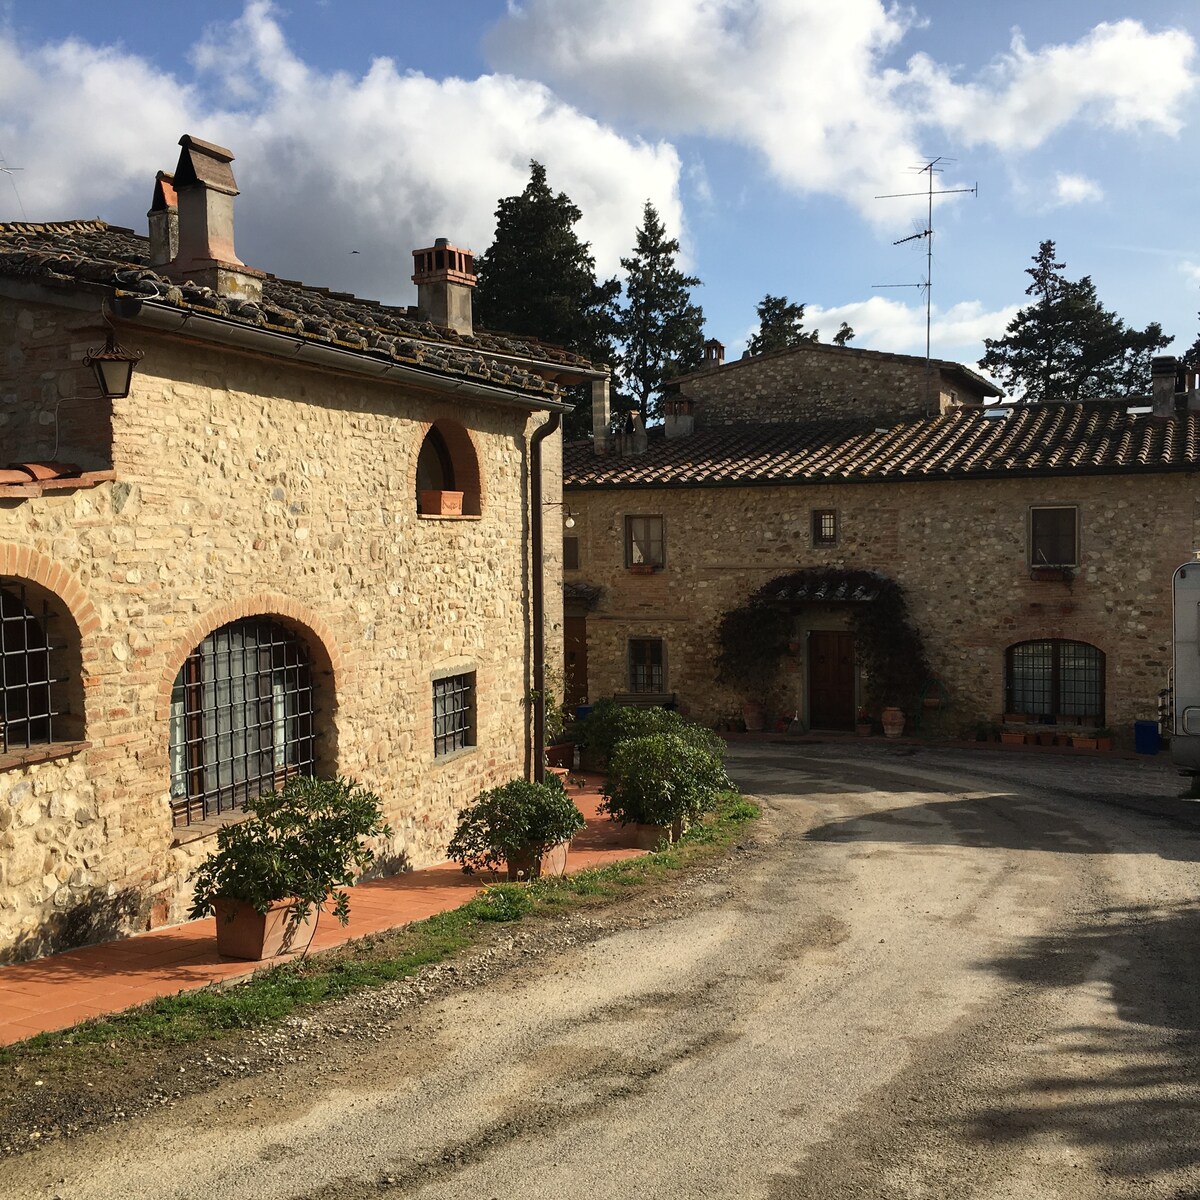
578, 700, 688, 768
601, 730, 730, 829
447, 776, 585, 875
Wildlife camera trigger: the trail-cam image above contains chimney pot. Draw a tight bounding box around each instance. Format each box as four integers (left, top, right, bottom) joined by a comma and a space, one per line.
412, 239, 477, 335
1152, 355, 1181, 419
147, 171, 178, 267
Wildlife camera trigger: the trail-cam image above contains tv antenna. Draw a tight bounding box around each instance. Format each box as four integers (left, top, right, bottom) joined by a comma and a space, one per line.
0, 145, 26, 221
874, 157, 976, 410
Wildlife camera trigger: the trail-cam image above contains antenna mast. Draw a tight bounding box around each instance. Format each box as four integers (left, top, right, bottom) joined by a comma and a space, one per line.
875, 158, 976, 411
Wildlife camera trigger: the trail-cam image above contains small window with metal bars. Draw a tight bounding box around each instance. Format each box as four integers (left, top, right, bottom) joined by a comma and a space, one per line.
0, 582, 63, 754
628, 638, 665, 693
433, 672, 475, 757
169, 618, 315, 827
811, 509, 838, 547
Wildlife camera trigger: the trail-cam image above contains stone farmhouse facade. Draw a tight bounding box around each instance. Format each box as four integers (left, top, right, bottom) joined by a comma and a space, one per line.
0, 134, 598, 963
563, 339, 1199, 742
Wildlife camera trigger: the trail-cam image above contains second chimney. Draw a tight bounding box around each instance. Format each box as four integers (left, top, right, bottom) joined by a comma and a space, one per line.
163, 134, 263, 302
412, 239, 476, 336
1152, 355, 1181, 419
147, 172, 178, 267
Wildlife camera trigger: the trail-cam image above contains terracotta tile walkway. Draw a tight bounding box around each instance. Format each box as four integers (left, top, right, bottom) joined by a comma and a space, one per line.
0, 774, 642, 1048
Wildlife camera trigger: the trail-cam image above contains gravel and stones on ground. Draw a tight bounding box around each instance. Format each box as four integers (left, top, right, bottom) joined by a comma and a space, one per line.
2, 741, 1199, 1199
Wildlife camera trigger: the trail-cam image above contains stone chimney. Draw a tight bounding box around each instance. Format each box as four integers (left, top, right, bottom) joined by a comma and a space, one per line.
412, 239, 476, 335
1152, 355, 1181, 418
703, 338, 724, 368
591, 374, 611, 455
663, 395, 695, 439
147, 172, 178, 267
615, 410, 648, 456
163, 135, 263, 302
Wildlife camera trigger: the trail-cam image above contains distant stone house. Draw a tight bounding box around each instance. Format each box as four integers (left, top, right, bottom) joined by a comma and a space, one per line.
563, 338, 1199, 741
0, 134, 601, 963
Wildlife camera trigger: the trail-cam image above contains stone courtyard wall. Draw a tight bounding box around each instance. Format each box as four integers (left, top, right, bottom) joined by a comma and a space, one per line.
0, 296, 561, 961
564, 473, 1195, 740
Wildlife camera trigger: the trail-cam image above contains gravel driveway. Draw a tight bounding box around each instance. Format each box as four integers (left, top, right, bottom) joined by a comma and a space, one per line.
5, 742, 1200, 1199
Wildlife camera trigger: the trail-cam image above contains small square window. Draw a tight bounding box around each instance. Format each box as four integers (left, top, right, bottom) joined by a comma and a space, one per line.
1030, 507, 1077, 567
433, 672, 475, 757
563, 535, 580, 571
625, 516, 665, 568
811, 509, 838, 547
628, 638, 665, 693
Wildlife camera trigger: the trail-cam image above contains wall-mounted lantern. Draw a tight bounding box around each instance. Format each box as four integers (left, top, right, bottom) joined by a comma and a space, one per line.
83, 330, 144, 400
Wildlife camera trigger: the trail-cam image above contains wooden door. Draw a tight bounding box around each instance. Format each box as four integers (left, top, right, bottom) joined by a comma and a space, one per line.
563, 613, 589, 711
808, 631, 855, 730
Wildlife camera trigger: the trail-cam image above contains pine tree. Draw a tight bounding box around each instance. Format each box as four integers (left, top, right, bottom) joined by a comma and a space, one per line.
746, 294, 817, 355
832, 322, 856, 346
474, 162, 619, 435
979, 240, 1171, 402
617, 202, 706, 422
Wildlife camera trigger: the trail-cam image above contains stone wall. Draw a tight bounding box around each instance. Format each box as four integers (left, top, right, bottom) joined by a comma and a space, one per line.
678, 343, 985, 427
0, 296, 562, 961
563, 473, 1195, 740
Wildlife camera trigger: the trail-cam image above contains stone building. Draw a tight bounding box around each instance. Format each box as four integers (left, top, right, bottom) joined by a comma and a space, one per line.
0, 134, 601, 962
563, 339, 1199, 741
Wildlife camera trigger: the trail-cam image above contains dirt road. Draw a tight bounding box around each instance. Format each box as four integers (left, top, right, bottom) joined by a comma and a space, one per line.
6, 743, 1200, 1199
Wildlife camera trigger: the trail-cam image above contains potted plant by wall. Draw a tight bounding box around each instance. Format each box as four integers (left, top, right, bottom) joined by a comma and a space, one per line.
528, 667, 574, 769
1000, 728, 1028, 746
189, 777, 392, 961
447, 776, 586, 881
419, 489, 464, 516
1094, 727, 1114, 751
1071, 732, 1099, 750
881, 706, 905, 739
856, 708, 873, 737
600, 725, 730, 848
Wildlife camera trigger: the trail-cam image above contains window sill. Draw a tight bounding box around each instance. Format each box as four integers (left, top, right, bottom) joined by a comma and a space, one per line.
171, 807, 253, 846
1029, 566, 1075, 582
432, 743, 479, 766
0, 470, 116, 499
627, 565, 664, 575
0, 740, 91, 771
417, 513, 482, 522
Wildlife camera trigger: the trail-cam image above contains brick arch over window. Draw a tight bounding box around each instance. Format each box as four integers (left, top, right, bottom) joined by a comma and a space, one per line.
156, 595, 345, 824
414, 418, 483, 516
0, 545, 98, 751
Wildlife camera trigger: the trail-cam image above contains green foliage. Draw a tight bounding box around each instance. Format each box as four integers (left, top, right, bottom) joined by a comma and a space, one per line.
464, 883, 534, 922
617, 201, 706, 422
601, 729, 730, 828
188, 777, 392, 929
577, 698, 688, 767
446, 776, 585, 875
832, 321, 856, 346
747, 294, 818, 356
716, 567, 931, 712
979, 239, 1172, 402
474, 161, 620, 436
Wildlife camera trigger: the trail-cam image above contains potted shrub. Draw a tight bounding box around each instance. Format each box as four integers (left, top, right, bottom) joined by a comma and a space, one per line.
447, 776, 585, 880
881, 706, 905, 738
1095, 727, 1115, 751
601, 726, 730, 847
189, 777, 392, 960
577, 699, 686, 771
856, 708, 873, 737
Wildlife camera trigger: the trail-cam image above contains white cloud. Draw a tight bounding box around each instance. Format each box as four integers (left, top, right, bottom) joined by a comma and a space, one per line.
1051, 173, 1104, 207
802, 296, 1020, 362
487, 4, 1197, 220
0, 1, 684, 302
1180, 261, 1200, 288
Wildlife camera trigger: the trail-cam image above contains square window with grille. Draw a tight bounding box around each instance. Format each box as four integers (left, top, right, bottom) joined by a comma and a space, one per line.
812, 509, 838, 547
433, 672, 475, 757
0, 582, 64, 753
1030, 507, 1078, 567
628, 639, 665, 693
169, 618, 315, 827
625, 516, 665, 568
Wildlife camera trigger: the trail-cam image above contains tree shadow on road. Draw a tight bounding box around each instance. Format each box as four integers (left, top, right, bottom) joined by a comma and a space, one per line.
965, 901, 1200, 1182
805, 793, 1200, 863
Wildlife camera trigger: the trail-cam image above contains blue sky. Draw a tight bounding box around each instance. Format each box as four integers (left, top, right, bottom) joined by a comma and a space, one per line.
2, 1, 1198, 381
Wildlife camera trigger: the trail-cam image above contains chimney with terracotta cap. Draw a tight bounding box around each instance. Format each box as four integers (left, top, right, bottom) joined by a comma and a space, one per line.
703, 338, 724, 368
161, 134, 263, 302
147, 171, 178, 267
412, 238, 476, 336
663, 395, 696, 439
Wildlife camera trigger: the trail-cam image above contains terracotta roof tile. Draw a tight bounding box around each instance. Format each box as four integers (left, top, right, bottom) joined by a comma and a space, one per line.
565, 404, 1200, 489
0, 220, 594, 398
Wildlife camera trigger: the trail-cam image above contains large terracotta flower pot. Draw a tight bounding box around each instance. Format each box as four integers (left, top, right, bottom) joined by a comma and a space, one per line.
629, 817, 685, 849
213, 897, 316, 960
419, 489, 463, 516
505, 840, 571, 881
742, 701, 765, 732
881, 707, 905, 739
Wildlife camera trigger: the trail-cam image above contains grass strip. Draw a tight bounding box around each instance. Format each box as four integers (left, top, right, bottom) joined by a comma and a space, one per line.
0, 793, 758, 1069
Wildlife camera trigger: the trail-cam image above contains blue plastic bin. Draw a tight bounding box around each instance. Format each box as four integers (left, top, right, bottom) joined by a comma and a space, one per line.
575, 704, 594, 722
1134, 719, 1160, 755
